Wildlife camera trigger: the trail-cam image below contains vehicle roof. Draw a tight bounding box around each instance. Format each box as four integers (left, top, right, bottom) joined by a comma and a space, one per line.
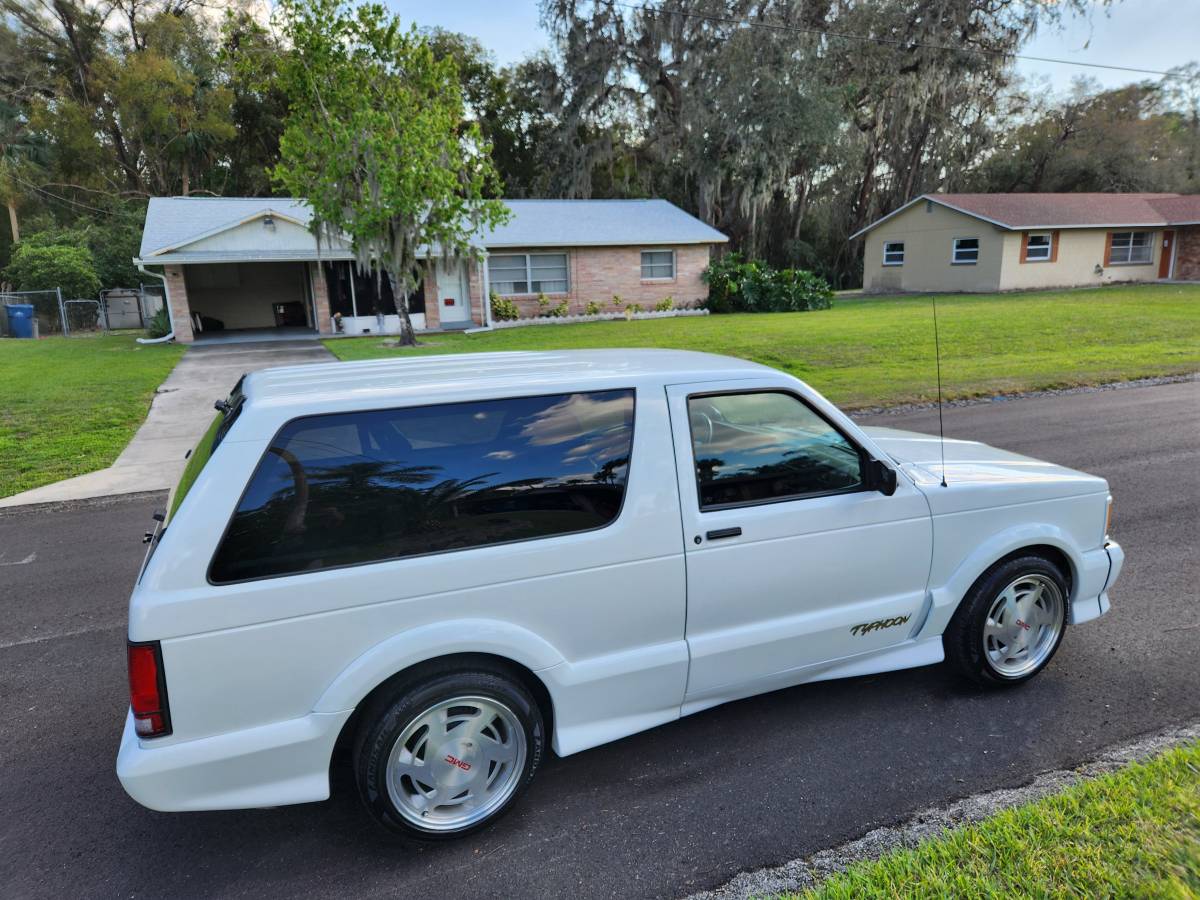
240, 349, 775, 411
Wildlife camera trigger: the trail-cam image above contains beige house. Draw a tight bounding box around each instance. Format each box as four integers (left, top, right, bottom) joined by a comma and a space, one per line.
853, 193, 1200, 293
135, 197, 727, 343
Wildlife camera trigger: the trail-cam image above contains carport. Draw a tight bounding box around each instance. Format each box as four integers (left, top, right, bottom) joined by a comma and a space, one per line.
184, 261, 317, 338
134, 198, 356, 344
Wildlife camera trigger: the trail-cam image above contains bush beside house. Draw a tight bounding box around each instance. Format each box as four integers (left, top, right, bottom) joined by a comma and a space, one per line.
703, 252, 834, 313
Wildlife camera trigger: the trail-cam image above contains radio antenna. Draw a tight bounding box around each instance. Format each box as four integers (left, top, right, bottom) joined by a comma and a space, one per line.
931, 295, 948, 488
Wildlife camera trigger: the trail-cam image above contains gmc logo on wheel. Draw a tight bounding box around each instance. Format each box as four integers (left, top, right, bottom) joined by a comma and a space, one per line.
444, 754, 471, 771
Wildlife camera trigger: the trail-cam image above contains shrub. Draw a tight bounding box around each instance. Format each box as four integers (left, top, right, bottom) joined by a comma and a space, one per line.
551, 300, 569, 317
654, 296, 674, 312
536, 292, 551, 311
19, 214, 143, 290
701, 253, 833, 313
3, 243, 101, 301
700, 251, 746, 314
625, 302, 643, 314
585, 300, 603, 315
490, 292, 520, 321
145, 306, 171, 338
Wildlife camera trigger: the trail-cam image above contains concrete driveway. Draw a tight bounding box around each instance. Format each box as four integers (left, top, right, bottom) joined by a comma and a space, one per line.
0, 340, 333, 508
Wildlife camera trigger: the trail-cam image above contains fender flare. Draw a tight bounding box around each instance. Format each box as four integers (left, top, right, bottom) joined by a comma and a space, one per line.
311, 618, 566, 714
920, 523, 1083, 637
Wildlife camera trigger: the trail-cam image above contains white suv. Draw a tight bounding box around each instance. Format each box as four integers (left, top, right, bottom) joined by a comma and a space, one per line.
118, 350, 1123, 839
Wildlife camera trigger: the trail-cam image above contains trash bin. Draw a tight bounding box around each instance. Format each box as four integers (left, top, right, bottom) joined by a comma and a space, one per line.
4, 303, 36, 339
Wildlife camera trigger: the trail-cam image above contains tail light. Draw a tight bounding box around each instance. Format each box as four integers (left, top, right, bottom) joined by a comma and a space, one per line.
127, 641, 172, 738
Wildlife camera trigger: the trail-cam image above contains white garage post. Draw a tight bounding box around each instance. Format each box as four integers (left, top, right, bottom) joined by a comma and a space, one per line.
348, 263, 359, 319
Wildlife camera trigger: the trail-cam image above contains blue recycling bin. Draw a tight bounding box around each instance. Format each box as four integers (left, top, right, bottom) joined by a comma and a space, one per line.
5, 303, 36, 339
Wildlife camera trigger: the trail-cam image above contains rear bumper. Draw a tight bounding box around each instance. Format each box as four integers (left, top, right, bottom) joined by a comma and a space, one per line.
116, 708, 352, 812
1070, 539, 1123, 625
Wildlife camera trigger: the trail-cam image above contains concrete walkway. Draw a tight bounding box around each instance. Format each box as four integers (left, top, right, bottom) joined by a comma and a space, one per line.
0, 340, 334, 508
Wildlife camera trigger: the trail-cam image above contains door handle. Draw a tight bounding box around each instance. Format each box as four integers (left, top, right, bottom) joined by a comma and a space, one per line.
705, 527, 742, 541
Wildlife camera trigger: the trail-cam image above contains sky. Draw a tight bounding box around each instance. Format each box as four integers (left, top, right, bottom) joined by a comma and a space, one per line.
386, 0, 1198, 92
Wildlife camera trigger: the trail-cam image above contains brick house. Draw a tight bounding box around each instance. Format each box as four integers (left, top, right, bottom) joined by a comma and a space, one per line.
853, 193, 1200, 293
134, 197, 727, 343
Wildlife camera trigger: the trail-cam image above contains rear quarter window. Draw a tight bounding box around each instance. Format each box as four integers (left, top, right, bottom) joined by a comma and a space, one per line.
208, 389, 636, 583
168, 412, 223, 520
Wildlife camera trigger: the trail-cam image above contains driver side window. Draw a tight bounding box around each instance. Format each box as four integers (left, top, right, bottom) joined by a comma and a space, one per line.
687, 392, 864, 509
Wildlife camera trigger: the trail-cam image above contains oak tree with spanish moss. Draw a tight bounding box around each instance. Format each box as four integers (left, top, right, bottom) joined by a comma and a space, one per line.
272, 0, 509, 344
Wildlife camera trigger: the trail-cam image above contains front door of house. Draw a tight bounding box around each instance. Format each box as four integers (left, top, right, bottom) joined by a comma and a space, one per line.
1159, 230, 1175, 279
436, 259, 471, 325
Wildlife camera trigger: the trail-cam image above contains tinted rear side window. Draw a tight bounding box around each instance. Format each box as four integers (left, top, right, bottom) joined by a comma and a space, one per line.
209, 390, 635, 583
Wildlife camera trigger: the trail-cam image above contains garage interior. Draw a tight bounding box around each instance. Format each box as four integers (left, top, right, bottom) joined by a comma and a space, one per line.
183, 262, 315, 337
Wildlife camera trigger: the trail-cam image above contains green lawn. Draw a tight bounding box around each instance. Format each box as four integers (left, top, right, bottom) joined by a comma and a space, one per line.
0, 333, 185, 498
325, 284, 1200, 409
795, 741, 1200, 898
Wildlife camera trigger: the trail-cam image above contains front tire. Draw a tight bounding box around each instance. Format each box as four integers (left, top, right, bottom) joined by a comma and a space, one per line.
944, 554, 1068, 687
353, 666, 544, 839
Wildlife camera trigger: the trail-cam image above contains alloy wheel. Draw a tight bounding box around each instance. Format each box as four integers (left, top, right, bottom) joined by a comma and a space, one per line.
385, 695, 527, 832
982, 573, 1065, 678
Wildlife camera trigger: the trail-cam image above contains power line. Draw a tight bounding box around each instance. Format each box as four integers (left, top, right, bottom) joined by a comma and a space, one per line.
12, 173, 116, 216
611, 1, 1183, 79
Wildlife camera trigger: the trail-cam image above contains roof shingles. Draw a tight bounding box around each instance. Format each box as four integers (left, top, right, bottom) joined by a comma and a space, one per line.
138, 196, 727, 259
935, 192, 1200, 228
854, 192, 1200, 238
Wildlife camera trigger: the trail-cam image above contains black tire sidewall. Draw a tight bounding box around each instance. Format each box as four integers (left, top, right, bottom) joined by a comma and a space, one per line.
948, 555, 1069, 686
355, 669, 544, 840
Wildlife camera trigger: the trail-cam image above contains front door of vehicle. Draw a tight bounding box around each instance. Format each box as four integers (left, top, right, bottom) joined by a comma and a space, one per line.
666, 382, 933, 706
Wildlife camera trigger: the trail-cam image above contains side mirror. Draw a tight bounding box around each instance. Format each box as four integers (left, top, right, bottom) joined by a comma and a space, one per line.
866, 458, 898, 496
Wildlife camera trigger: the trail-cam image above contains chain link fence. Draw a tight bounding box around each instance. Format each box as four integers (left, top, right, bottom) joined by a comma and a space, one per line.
2, 286, 166, 337
0, 289, 66, 336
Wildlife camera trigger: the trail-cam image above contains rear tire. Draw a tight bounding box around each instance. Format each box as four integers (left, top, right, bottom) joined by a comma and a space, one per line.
944, 554, 1068, 687
353, 665, 544, 840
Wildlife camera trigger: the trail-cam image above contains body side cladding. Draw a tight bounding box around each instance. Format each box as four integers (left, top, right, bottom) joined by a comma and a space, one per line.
917, 524, 1086, 640
311, 619, 565, 715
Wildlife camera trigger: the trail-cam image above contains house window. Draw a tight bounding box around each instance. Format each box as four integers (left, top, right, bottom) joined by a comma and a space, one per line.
488, 253, 569, 295
882, 241, 905, 266
641, 249, 676, 279
1108, 231, 1153, 265
952, 238, 979, 265
1024, 232, 1053, 262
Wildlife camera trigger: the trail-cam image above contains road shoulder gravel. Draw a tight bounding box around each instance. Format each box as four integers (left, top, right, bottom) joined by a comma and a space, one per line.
687, 720, 1200, 900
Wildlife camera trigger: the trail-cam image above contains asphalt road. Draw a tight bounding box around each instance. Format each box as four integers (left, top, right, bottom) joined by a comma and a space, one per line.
2, 381, 1197, 899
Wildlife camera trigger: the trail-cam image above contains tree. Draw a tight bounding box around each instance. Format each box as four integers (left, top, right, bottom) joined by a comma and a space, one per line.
0, 100, 48, 243
17, 212, 144, 290
972, 73, 1200, 195
4, 243, 101, 299
271, 0, 510, 345
423, 29, 557, 198
536, 0, 1106, 286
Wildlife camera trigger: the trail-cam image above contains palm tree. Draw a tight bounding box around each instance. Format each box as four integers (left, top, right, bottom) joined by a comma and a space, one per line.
0, 101, 48, 244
